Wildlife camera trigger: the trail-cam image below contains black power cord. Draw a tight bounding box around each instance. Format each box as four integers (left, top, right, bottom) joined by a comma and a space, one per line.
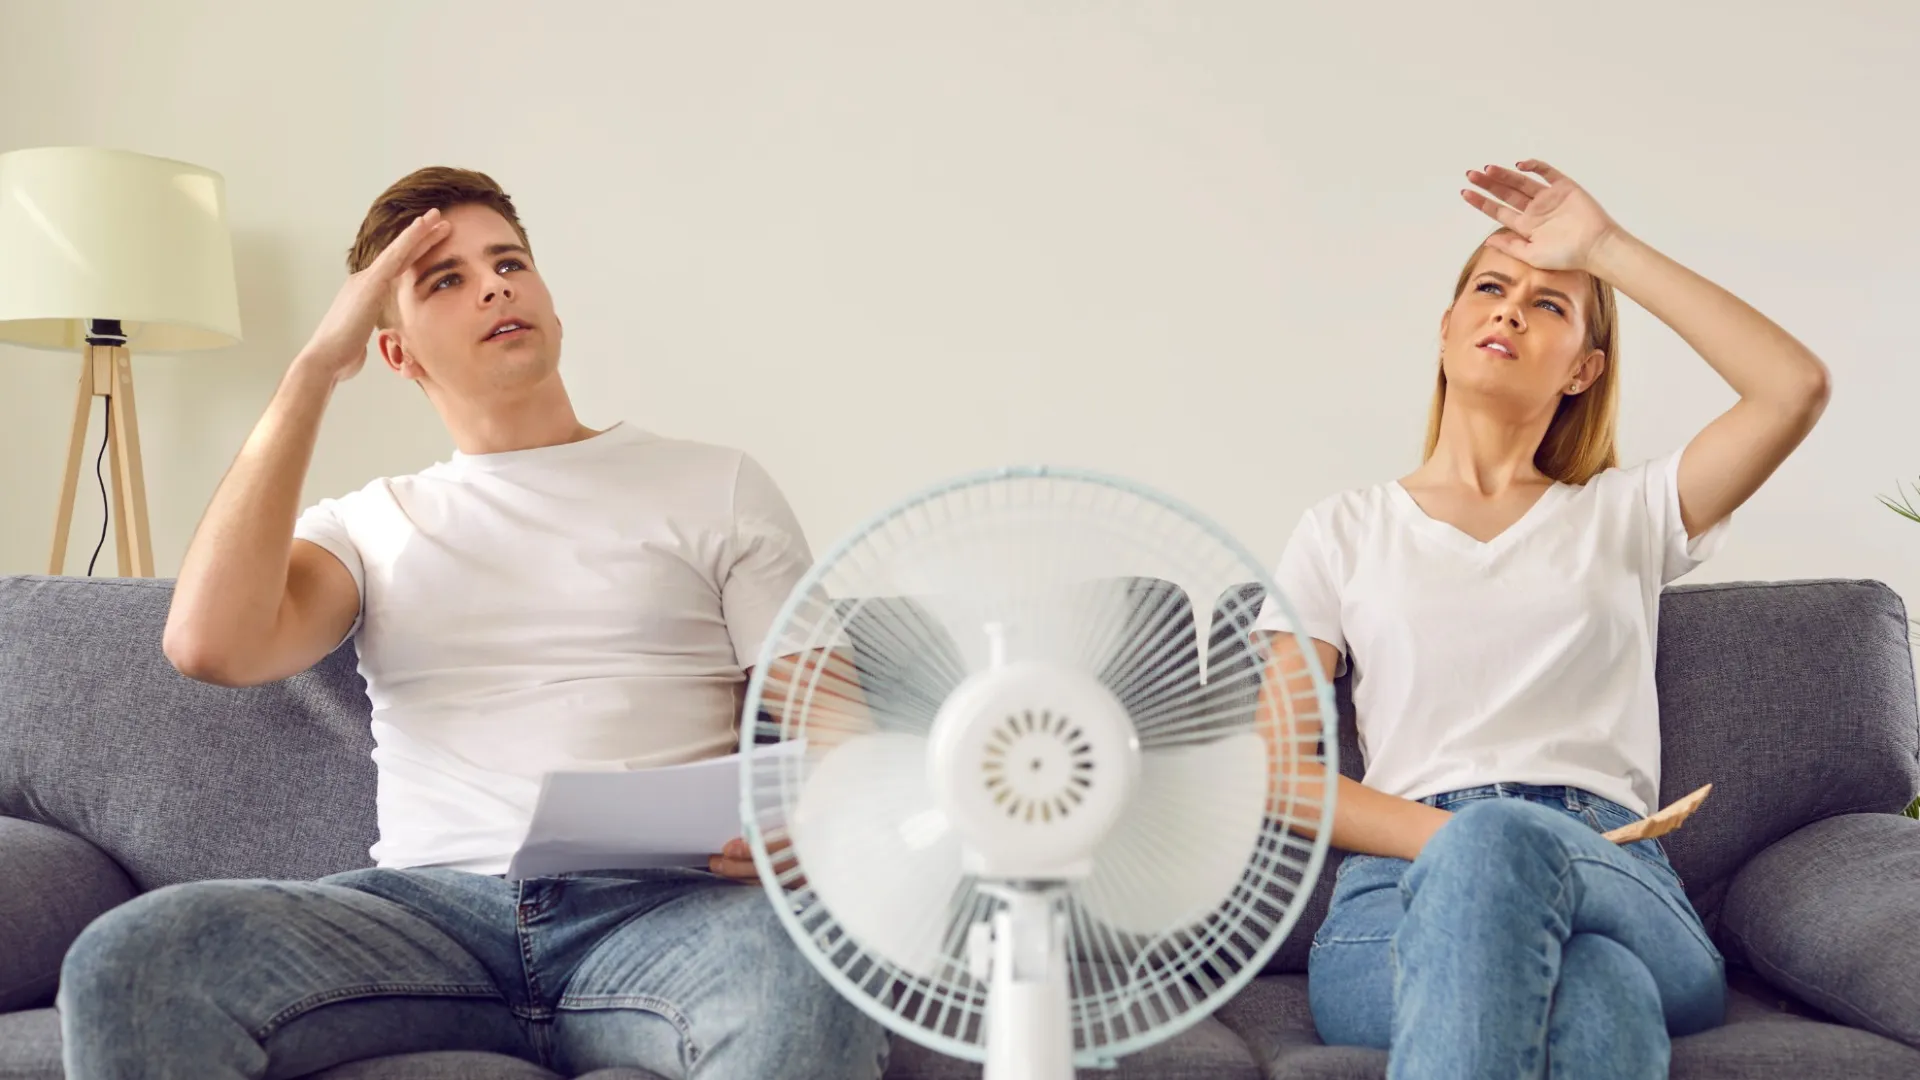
86, 396, 111, 577
78, 319, 127, 578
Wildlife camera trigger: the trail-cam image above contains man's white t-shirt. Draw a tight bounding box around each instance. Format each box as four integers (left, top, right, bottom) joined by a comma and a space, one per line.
1252, 449, 1727, 818
294, 422, 813, 874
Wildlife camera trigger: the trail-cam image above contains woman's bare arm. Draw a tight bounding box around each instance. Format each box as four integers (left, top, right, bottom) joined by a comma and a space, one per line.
1259, 632, 1452, 863
1465, 160, 1831, 538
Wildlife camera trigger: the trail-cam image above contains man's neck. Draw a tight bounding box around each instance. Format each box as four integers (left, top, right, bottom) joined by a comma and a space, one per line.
436, 382, 600, 456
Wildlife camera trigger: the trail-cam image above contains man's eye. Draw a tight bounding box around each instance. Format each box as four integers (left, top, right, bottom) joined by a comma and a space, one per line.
432, 274, 460, 291
497, 258, 526, 274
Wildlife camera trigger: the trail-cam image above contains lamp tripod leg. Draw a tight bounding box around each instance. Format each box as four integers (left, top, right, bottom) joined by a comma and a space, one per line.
47, 356, 93, 575
105, 346, 152, 577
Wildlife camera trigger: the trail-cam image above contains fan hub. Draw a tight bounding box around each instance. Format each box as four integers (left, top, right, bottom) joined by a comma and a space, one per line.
987, 710, 1090, 816
928, 660, 1138, 880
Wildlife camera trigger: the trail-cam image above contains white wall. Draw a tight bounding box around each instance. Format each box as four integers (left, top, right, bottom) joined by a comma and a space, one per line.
3, 1, 1916, 619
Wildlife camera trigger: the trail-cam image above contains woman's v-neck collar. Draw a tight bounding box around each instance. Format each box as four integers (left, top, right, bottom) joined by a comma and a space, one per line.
1386, 476, 1570, 555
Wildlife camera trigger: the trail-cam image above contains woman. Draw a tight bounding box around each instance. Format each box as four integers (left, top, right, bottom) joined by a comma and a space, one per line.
1254, 159, 1830, 1078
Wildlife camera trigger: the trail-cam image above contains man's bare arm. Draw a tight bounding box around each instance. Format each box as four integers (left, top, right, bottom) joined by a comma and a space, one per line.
163, 361, 358, 687
710, 646, 870, 882
163, 209, 451, 687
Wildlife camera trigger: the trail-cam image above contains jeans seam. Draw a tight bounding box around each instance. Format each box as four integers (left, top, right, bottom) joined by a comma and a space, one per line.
253, 983, 504, 1040
1537, 849, 1574, 1069
1564, 853, 1719, 960
555, 993, 703, 1065
1314, 933, 1396, 946
517, 882, 549, 1013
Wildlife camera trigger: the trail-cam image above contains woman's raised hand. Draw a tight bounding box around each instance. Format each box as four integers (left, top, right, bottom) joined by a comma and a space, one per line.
1462, 160, 1623, 275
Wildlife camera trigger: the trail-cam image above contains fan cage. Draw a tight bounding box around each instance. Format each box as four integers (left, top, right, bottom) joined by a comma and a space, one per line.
740, 466, 1337, 1066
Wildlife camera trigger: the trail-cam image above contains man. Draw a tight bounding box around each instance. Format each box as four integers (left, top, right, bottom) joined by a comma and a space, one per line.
57, 167, 888, 1080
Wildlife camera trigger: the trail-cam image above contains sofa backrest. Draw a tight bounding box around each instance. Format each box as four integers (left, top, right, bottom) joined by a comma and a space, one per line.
1209, 577, 1920, 971
1644, 580, 1917, 919
0, 576, 378, 889
6, 573, 1914, 973
0, 574, 1204, 894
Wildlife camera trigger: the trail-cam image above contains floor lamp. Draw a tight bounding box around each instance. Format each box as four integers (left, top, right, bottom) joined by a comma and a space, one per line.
0, 147, 242, 577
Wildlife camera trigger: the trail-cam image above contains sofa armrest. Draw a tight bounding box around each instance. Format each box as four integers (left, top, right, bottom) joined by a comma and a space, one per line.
0, 816, 137, 1011
1721, 812, 1920, 1050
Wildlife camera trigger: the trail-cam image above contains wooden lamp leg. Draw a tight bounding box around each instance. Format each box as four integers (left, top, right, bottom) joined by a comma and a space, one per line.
47, 344, 155, 578
107, 346, 154, 577
103, 353, 132, 575
47, 356, 94, 575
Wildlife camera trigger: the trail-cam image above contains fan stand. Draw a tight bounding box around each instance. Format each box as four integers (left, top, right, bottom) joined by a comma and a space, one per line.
970, 883, 1075, 1080
48, 332, 153, 577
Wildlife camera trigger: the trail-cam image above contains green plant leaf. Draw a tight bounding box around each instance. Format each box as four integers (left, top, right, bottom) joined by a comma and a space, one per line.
1881, 480, 1920, 524
1906, 796, 1919, 820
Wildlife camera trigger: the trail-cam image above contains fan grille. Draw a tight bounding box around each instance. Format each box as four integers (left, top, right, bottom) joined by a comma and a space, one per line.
741, 468, 1336, 1066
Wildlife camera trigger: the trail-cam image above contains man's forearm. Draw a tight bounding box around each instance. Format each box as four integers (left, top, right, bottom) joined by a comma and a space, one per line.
759, 647, 872, 744
165, 355, 339, 656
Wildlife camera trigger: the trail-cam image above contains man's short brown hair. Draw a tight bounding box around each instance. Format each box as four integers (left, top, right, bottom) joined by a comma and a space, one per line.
347, 166, 530, 275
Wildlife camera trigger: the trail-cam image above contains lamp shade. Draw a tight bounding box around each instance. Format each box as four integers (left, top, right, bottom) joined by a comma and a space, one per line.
0, 146, 242, 352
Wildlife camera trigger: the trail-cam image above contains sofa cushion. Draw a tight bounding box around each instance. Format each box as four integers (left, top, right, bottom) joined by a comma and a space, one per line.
1667, 980, 1920, 1079
880, 1017, 1259, 1079
0, 576, 379, 889
1720, 812, 1920, 1052
1210, 973, 1920, 1079
0, 818, 135, 1011
309, 1052, 564, 1079
0, 1011, 660, 1080
0, 1008, 60, 1080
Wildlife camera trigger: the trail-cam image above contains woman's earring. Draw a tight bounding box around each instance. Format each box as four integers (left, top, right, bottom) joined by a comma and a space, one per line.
1568, 382, 1580, 393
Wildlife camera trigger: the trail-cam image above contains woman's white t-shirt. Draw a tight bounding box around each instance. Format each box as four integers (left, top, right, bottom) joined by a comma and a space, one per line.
1251, 449, 1727, 818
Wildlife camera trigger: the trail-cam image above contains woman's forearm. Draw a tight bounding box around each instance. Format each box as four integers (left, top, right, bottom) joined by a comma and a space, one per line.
1331, 774, 1453, 862
1275, 761, 1452, 863
1261, 638, 1453, 863
1587, 229, 1830, 407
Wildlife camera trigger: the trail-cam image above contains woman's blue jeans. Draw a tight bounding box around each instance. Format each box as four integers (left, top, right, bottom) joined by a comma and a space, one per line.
1307, 784, 1727, 1079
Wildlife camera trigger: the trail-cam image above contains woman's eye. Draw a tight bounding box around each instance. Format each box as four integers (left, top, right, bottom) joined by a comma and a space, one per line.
1476, 281, 1502, 295
1537, 299, 1565, 316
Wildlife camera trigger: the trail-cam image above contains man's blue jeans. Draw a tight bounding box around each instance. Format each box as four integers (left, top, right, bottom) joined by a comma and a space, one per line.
57, 866, 890, 1079
1307, 784, 1727, 1079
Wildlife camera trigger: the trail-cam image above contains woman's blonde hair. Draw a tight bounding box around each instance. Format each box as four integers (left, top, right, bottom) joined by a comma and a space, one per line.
1423, 236, 1621, 485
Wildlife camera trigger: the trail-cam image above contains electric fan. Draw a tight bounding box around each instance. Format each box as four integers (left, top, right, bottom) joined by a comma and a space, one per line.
739, 467, 1336, 1077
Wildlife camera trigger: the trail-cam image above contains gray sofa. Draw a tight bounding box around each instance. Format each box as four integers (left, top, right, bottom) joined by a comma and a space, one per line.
3, 573, 1920, 1079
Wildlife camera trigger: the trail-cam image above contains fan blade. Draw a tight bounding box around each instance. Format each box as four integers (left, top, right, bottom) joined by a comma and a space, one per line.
1074, 731, 1268, 937
788, 732, 967, 980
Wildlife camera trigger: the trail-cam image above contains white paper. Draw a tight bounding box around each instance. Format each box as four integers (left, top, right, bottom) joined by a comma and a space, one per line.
505, 740, 803, 880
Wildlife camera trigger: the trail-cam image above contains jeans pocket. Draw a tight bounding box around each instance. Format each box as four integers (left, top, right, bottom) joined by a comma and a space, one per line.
1582, 798, 1688, 890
